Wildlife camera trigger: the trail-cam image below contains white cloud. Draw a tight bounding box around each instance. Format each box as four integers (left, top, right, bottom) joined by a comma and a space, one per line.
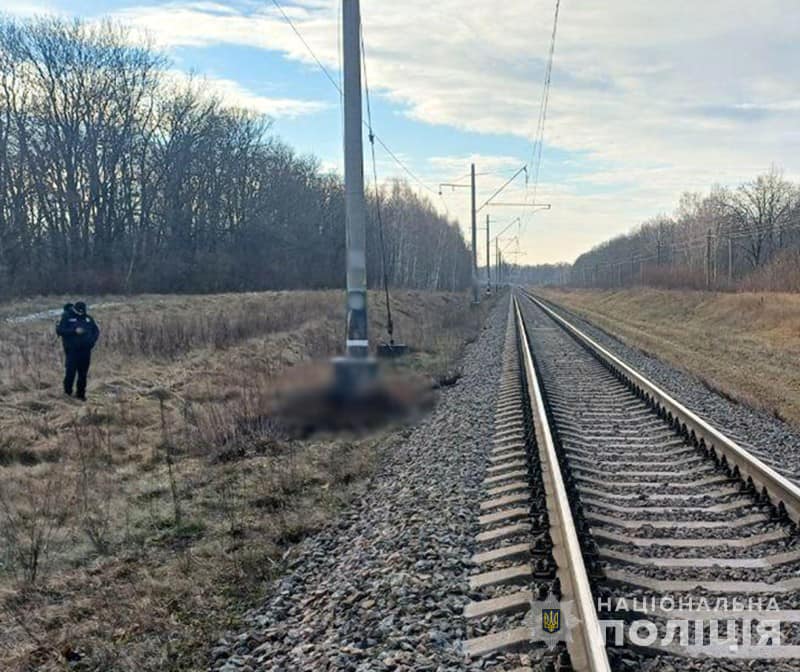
113, 1, 336, 61
199, 75, 329, 117
159, 69, 328, 118
736, 100, 800, 112
90, 1, 800, 261
0, 0, 58, 15
428, 154, 524, 181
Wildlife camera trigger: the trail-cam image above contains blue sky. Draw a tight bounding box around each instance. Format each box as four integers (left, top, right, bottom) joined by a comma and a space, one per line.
4, 0, 800, 263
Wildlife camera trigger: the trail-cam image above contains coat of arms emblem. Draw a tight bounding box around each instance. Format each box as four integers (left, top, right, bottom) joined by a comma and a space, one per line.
542, 607, 561, 634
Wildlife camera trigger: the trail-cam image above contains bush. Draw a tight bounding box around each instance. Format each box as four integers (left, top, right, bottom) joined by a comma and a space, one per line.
738, 249, 800, 292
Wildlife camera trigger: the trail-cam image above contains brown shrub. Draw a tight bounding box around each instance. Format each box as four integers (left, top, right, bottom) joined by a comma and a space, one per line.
738, 249, 800, 293
0, 287, 496, 671
0, 465, 70, 584
640, 263, 708, 290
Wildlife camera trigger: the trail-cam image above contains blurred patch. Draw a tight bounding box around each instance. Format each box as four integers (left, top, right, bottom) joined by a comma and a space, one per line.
268, 360, 435, 437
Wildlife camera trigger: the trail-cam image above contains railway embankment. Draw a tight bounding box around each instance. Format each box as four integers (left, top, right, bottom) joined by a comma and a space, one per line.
536, 288, 800, 430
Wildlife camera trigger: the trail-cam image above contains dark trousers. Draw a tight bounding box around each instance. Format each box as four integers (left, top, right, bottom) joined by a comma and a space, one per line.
64, 348, 92, 398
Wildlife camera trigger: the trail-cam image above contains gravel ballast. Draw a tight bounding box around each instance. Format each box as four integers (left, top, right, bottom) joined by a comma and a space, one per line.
537, 296, 800, 485
211, 296, 509, 671
519, 294, 800, 672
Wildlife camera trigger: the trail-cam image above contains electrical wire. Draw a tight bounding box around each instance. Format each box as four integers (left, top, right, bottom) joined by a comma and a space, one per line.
372, 135, 439, 196
496, 217, 522, 240
446, 171, 499, 185
573, 221, 800, 272
271, 0, 341, 92
521, 0, 561, 234
270, 0, 438, 197
337, 1, 344, 125
476, 165, 527, 212
361, 21, 395, 345
528, 0, 561, 200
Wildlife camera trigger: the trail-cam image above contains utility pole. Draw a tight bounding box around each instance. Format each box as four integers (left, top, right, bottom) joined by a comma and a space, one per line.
728, 236, 733, 285
705, 229, 712, 290
342, 0, 368, 359
438, 164, 480, 301
495, 239, 500, 286
656, 231, 662, 265
471, 163, 479, 303
485, 214, 491, 291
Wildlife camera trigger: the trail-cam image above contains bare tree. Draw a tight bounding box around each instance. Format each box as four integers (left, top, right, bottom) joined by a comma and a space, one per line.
564, 168, 800, 291
722, 167, 796, 268
0, 16, 472, 298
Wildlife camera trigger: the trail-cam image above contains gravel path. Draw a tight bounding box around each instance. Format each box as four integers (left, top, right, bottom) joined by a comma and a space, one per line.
3, 301, 122, 323
211, 296, 509, 672
537, 296, 800, 485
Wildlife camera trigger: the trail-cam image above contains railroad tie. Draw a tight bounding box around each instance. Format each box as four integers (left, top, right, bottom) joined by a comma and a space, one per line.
462, 302, 542, 668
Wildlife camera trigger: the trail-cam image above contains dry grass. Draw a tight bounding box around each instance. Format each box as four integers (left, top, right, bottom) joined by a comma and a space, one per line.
0, 288, 497, 671
537, 287, 800, 428
738, 249, 800, 293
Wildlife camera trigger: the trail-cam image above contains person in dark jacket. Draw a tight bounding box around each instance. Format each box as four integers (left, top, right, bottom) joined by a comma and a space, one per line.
58, 303, 75, 354
56, 301, 100, 400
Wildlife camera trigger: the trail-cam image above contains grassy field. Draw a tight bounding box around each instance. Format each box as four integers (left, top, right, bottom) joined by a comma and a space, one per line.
0, 289, 497, 671
536, 287, 800, 429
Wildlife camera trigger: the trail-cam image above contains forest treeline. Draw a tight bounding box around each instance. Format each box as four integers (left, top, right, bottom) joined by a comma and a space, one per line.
521, 167, 800, 292
0, 17, 472, 298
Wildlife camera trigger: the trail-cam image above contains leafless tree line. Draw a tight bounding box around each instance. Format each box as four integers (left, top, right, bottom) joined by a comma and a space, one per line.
514, 262, 570, 286
563, 167, 800, 291
0, 17, 472, 298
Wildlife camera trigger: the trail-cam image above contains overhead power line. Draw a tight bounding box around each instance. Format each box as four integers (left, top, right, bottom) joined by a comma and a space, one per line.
271, 0, 438, 196
476, 165, 528, 212
372, 134, 438, 196
361, 20, 395, 344
573, 221, 800, 271
523, 0, 561, 230
496, 217, 522, 240
271, 0, 341, 92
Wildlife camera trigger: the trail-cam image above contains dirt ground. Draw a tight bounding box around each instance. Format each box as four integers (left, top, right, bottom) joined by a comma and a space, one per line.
536, 287, 800, 429
0, 289, 498, 672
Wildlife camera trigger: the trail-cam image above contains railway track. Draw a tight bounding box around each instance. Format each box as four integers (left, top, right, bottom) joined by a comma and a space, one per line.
462, 291, 800, 671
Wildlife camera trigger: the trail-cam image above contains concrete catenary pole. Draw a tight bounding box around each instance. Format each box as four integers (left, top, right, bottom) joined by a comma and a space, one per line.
343, 0, 368, 358
486, 215, 491, 291
495, 238, 500, 287
471, 163, 479, 303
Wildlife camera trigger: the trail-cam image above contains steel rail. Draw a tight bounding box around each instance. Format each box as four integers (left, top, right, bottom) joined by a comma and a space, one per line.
524, 290, 800, 527
513, 297, 611, 672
